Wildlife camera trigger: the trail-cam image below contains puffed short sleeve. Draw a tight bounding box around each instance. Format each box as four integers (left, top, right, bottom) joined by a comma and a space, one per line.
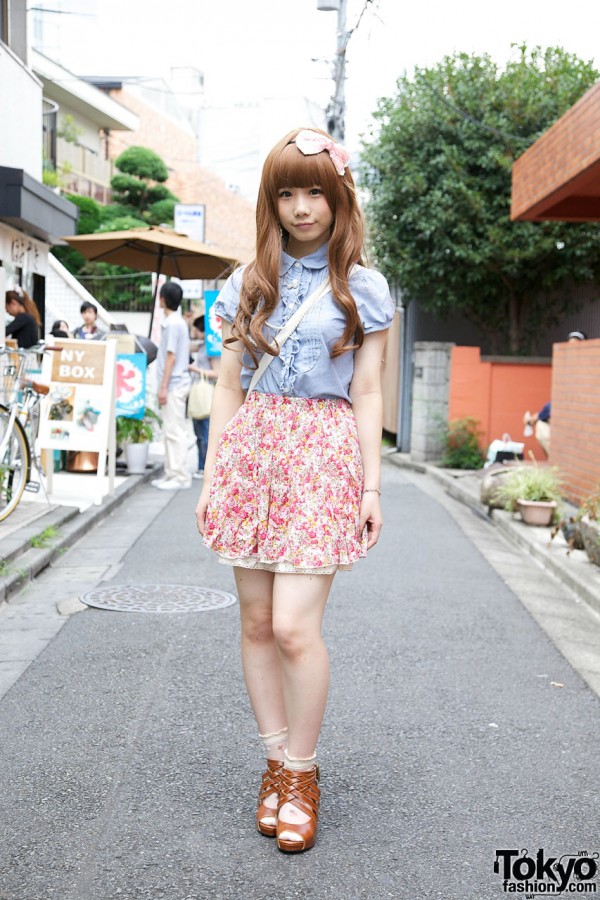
214, 267, 244, 323
351, 266, 395, 334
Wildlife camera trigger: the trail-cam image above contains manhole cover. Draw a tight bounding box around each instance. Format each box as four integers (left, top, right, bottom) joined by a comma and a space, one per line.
80, 584, 237, 614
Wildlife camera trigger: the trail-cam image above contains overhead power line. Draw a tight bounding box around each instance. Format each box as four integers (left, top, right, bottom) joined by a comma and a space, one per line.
417, 78, 533, 145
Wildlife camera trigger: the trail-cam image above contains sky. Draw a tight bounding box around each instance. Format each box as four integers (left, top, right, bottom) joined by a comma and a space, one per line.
41, 0, 600, 154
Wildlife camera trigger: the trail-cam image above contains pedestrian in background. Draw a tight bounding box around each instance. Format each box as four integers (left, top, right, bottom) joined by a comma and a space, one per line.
195, 127, 394, 852
4, 288, 41, 348
188, 315, 219, 479
50, 319, 70, 339
72, 301, 105, 340
523, 331, 586, 457
524, 401, 551, 456
152, 282, 191, 491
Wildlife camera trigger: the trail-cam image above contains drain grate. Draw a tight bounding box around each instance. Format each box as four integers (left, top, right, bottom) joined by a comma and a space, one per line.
80, 584, 237, 614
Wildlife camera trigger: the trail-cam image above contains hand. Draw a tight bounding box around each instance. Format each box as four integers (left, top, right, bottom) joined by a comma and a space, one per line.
195, 484, 210, 537
157, 386, 168, 406
358, 492, 382, 550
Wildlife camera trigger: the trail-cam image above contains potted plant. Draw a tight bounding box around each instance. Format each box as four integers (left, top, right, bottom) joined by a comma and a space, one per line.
495, 464, 563, 526
116, 408, 161, 475
439, 417, 485, 470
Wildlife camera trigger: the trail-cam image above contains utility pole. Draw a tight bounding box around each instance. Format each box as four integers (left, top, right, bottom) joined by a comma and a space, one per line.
318, 0, 348, 143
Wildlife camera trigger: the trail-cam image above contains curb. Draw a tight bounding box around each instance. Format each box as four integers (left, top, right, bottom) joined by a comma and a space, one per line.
0, 464, 161, 604
386, 453, 600, 617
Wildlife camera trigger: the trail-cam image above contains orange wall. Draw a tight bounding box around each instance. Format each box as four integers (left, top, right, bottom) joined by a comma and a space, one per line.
448, 346, 552, 458
551, 338, 600, 505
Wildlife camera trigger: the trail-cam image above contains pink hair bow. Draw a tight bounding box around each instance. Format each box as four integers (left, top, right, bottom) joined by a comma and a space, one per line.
294, 129, 351, 176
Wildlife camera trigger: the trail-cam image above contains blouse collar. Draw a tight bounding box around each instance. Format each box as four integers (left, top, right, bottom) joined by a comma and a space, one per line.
279, 242, 329, 276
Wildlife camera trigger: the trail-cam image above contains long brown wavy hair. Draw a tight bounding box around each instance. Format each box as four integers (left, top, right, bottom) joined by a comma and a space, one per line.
5, 288, 42, 326
229, 127, 365, 363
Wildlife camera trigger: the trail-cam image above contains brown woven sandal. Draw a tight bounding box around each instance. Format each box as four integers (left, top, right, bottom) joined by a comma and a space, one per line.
257, 759, 283, 837
276, 765, 320, 853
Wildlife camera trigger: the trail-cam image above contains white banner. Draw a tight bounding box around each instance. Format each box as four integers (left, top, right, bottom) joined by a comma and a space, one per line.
0, 223, 48, 276
174, 204, 206, 243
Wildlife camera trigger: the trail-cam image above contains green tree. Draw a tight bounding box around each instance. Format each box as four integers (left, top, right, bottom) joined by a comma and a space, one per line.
361, 46, 600, 353
110, 146, 178, 222
51, 147, 178, 306
52, 194, 103, 273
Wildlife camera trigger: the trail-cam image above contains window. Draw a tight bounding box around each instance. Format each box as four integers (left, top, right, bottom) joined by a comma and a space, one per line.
0, 0, 8, 44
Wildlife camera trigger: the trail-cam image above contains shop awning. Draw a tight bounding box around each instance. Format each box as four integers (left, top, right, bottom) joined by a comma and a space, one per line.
511, 81, 600, 222
0, 166, 78, 243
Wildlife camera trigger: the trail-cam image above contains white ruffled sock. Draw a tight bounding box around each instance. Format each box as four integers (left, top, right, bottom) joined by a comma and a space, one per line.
283, 749, 317, 772
259, 726, 288, 761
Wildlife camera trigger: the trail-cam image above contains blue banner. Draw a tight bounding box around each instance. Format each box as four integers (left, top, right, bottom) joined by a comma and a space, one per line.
205, 289, 222, 357
115, 353, 147, 419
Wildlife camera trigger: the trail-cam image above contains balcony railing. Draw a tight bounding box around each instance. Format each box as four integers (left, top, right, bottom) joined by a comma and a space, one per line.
57, 136, 113, 184
44, 136, 114, 203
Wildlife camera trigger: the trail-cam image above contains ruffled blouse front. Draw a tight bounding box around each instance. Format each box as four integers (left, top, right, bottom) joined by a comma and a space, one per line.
215, 243, 395, 402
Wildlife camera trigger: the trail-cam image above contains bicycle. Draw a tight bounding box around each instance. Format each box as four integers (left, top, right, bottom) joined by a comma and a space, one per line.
0, 343, 57, 522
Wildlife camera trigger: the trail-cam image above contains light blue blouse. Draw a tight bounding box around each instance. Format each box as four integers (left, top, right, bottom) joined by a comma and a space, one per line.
214, 243, 395, 403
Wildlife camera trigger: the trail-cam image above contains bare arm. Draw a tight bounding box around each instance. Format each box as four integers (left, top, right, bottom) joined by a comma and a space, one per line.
188, 356, 220, 380
349, 329, 389, 550
158, 351, 176, 406
195, 323, 245, 535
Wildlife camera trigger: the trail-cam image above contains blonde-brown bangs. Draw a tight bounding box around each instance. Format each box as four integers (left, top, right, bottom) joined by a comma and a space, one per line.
267, 142, 343, 210
230, 127, 366, 364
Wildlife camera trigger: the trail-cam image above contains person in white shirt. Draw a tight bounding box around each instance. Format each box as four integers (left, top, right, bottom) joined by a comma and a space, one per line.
151, 282, 191, 490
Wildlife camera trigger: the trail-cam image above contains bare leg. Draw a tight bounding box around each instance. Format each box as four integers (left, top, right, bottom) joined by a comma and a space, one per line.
235, 567, 287, 828
272, 573, 335, 834
234, 567, 287, 740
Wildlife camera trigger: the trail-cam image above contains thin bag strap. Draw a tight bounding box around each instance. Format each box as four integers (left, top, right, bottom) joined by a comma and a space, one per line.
247, 276, 331, 395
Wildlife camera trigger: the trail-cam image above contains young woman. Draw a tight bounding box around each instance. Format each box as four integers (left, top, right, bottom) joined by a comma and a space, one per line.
195, 127, 394, 853
5, 288, 41, 348
50, 319, 70, 338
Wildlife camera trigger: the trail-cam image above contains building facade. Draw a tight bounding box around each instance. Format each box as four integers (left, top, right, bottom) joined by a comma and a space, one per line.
0, 0, 78, 338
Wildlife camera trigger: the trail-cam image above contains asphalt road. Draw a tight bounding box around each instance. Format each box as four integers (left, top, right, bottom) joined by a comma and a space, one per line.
0, 463, 598, 900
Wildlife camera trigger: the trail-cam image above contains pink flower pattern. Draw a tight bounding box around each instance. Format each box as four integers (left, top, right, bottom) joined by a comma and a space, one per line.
203, 392, 367, 572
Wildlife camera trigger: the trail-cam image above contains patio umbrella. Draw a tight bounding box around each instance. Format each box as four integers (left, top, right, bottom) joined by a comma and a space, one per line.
62, 225, 242, 333
63, 225, 240, 279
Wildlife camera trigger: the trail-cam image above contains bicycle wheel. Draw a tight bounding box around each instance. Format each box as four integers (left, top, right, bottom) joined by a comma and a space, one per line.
0, 404, 30, 522
23, 396, 42, 473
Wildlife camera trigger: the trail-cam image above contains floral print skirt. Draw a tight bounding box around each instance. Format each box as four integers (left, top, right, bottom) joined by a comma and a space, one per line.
203, 392, 367, 574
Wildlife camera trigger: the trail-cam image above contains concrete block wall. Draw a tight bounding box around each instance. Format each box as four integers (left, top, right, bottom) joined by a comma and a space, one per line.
410, 342, 453, 462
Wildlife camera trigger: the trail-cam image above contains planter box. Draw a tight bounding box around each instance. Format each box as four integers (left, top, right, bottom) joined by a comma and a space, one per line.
580, 518, 600, 567
517, 499, 557, 526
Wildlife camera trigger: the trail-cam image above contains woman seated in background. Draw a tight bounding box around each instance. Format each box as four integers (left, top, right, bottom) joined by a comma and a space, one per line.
50, 319, 70, 339
5, 288, 41, 348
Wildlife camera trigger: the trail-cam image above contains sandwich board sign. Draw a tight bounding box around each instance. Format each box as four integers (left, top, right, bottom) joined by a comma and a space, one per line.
37, 338, 117, 504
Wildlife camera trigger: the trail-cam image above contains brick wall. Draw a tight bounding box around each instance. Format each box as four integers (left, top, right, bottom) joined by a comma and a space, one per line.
551, 339, 600, 505
511, 82, 600, 221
